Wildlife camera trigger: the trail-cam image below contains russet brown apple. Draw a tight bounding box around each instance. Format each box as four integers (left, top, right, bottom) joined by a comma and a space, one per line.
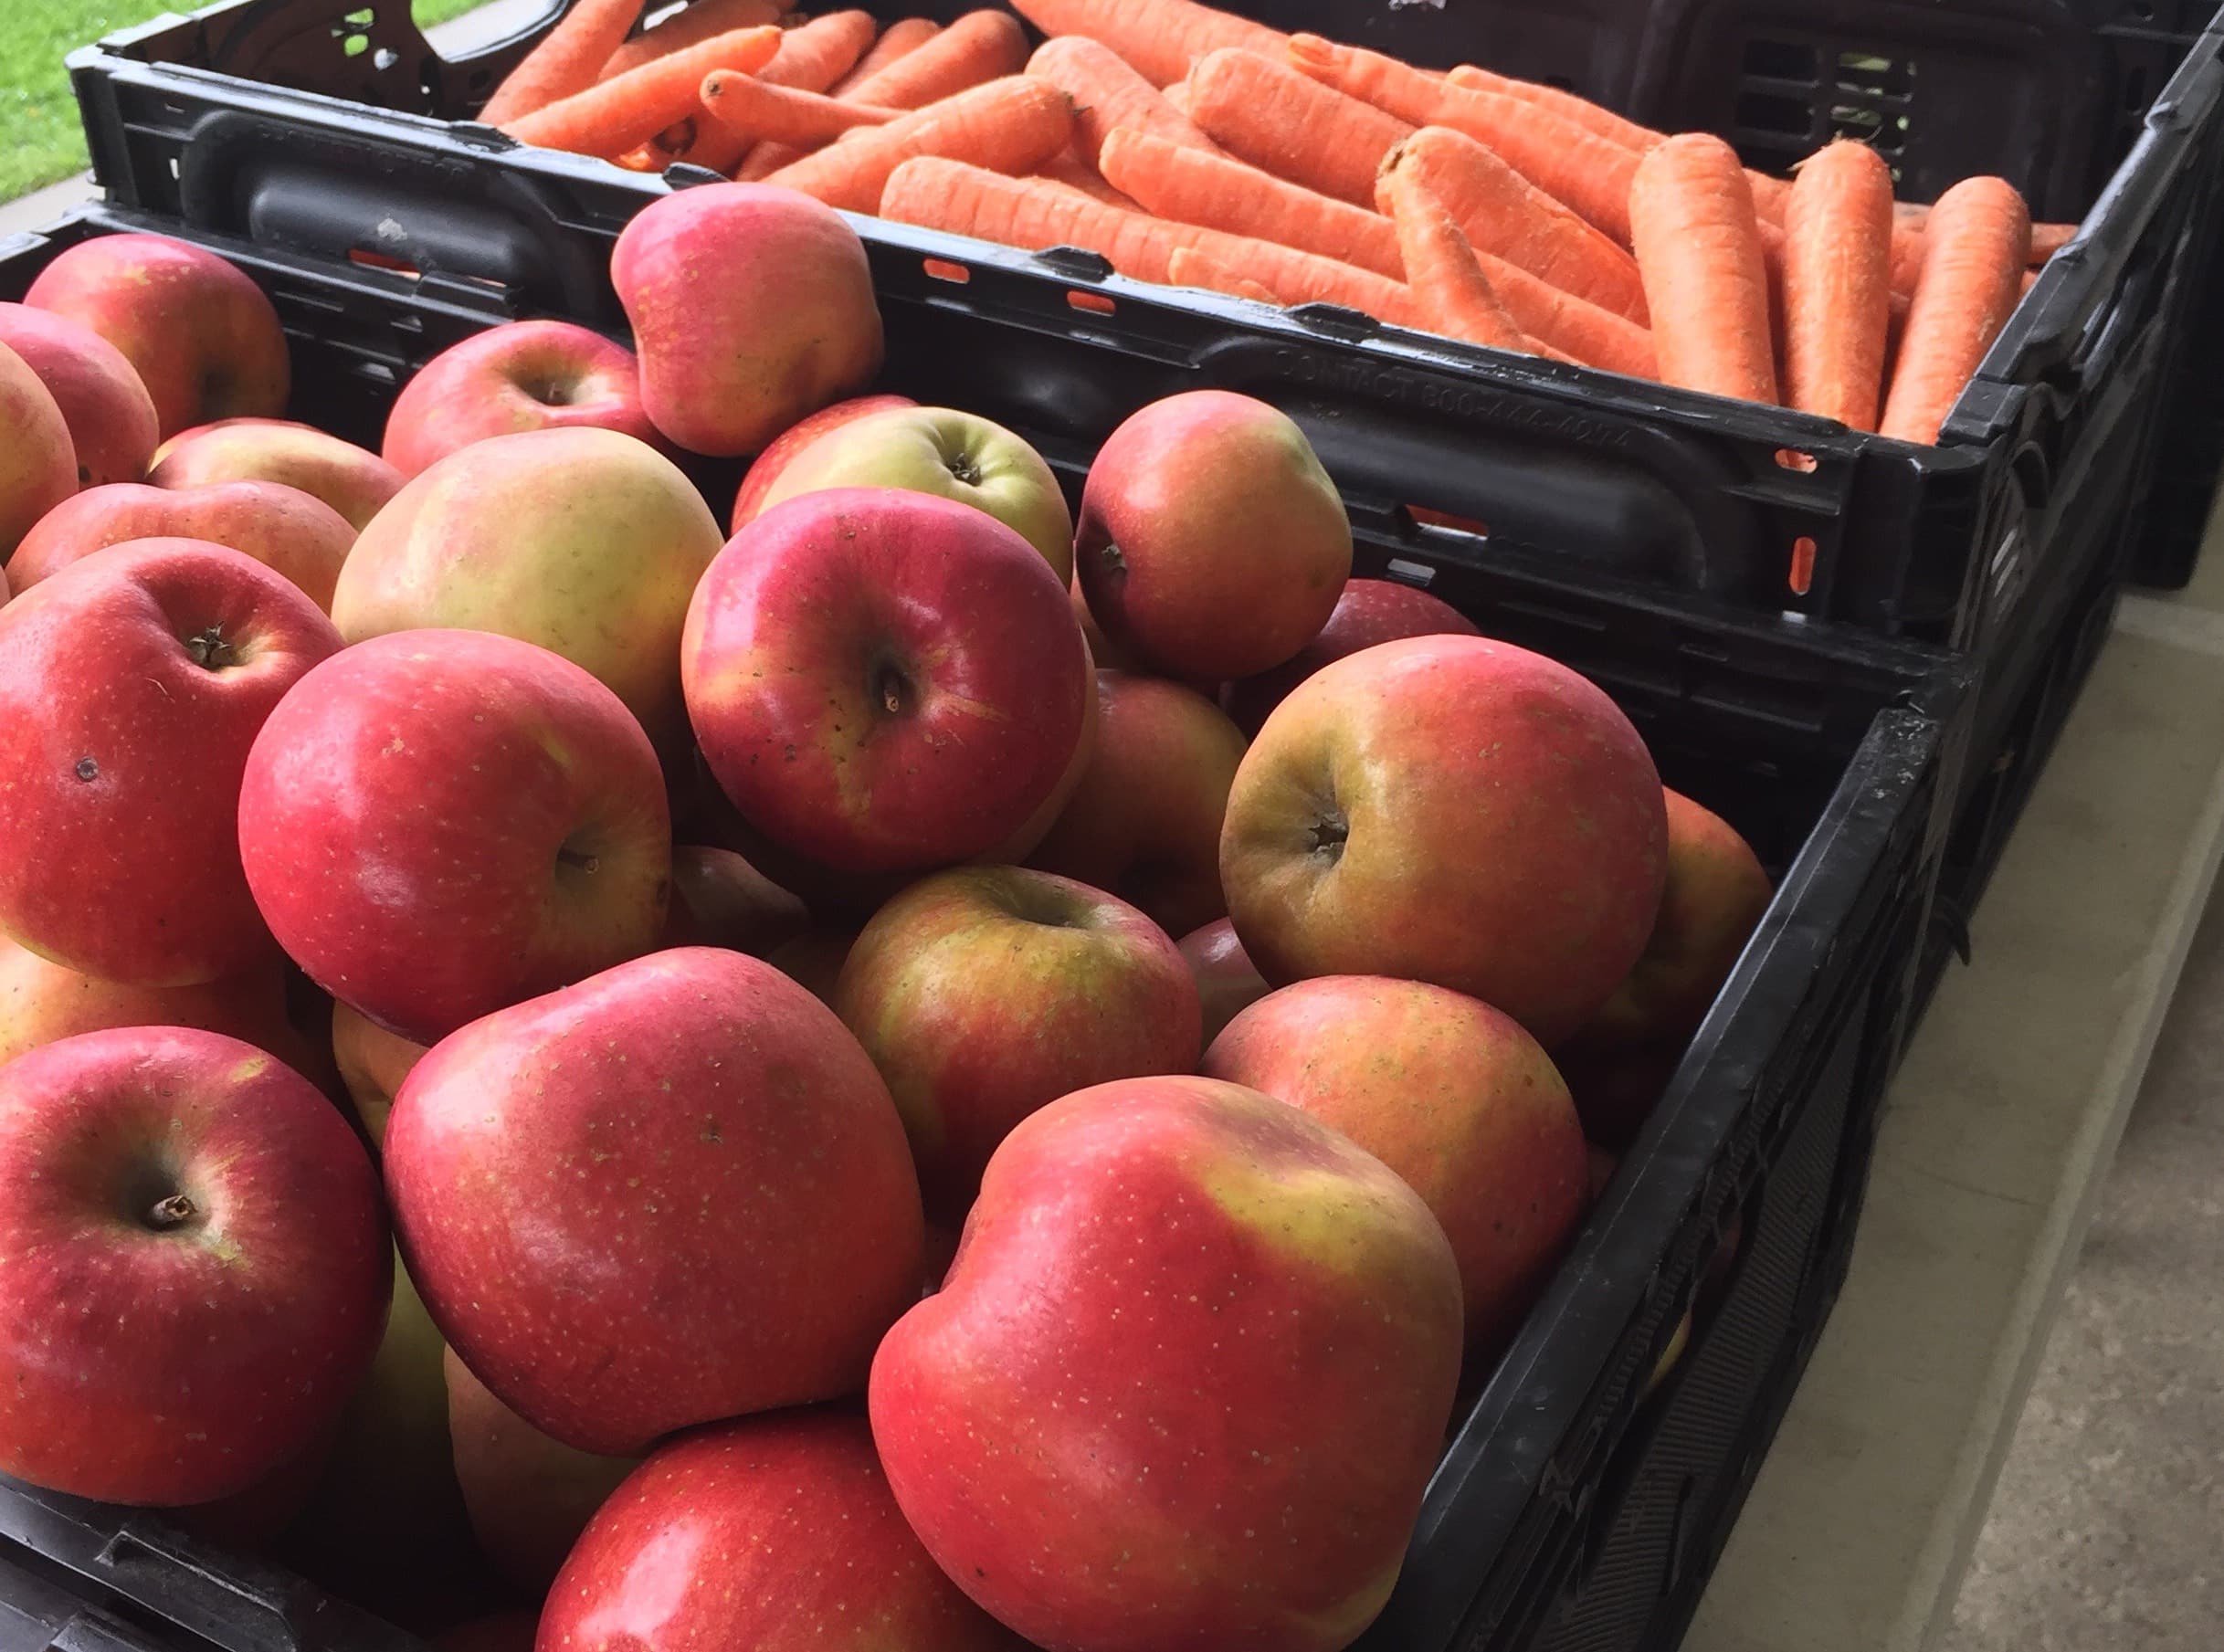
1220, 634, 1670, 1047
1222, 576, 1481, 735
381, 319, 659, 477
10, 479, 354, 610
0, 301, 159, 489
23, 233, 289, 438
871, 1074, 1463, 1652
1204, 974, 1590, 1352
0, 339, 75, 561
149, 417, 402, 531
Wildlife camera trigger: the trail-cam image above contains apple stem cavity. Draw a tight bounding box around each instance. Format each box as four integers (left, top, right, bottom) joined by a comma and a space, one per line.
183, 626, 239, 670
146, 1193, 200, 1231
946, 451, 983, 487
1309, 811, 1350, 864
872, 662, 915, 720
557, 844, 603, 876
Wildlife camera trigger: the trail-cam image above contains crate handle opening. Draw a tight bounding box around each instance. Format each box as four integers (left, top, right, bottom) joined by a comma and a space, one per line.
1789, 535, 1818, 595
922, 257, 970, 284
1774, 447, 1818, 473
1067, 289, 1116, 316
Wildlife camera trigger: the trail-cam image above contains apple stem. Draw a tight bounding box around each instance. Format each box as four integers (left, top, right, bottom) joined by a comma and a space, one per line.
184, 626, 239, 670
147, 1193, 199, 1230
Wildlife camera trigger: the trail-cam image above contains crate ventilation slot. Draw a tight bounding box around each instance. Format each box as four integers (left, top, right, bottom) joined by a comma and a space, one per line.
1734, 38, 1914, 185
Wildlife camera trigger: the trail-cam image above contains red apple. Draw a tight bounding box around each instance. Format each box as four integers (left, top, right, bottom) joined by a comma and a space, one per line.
1220, 635, 1669, 1047
381, 320, 659, 478
683, 487, 1091, 875
871, 1075, 1463, 1652
150, 418, 402, 531
10, 479, 354, 610
1204, 975, 1589, 1352
661, 844, 810, 955
612, 183, 883, 457
385, 947, 923, 1454
731, 392, 915, 531
758, 405, 1075, 579
0, 302, 159, 489
0, 339, 75, 561
0, 539, 340, 985
543, 1411, 1029, 1652
331, 1001, 427, 1150
1027, 670, 1247, 937
1075, 390, 1351, 679
1178, 917, 1270, 1046
836, 866, 1201, 1214
0, 933, 315, 1072
444, 1348, 638, 1595
1222, 576, 1481, 735
23, 233, 289, 438
0, 1027, 389, 1505
332, 426, 722, 746
237, 628, 672, 1046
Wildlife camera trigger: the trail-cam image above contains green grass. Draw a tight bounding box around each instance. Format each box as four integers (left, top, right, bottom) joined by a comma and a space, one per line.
0, 0, 494, 202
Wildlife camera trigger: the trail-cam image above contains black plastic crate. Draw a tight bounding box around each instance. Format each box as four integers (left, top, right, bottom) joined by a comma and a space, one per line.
59, 0, 2224, 669
0, 205, 1975, 1652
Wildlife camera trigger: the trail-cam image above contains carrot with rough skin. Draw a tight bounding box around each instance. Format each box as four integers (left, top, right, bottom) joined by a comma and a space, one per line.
1475, 255, 1655, 375
1101, 126, 1402, 275
478, 0, 646, 125
502, 25, 780, 156
1006, 0, 1287, 88
880, 155, 1422, 322
1379, 127, 1649, 323
1287, 36, 1639, 242
764, 76, 1075, 212
701, 72, 898, 144
1162, 78, 1193, 116
2029, 220, 2077, 261
1880, 175, 2031, 444
1169, 246, 1283, 303
601, 0, 782, 79
1035, 146, 1139, 206
1780, 140, 1893, 429
684, 9, 873, 174
830, 17, 939, 95
1381, 162, 1530, 352
1628, 132, 1779, 403
1028, 35, 1224, 163
1185, 48, 1413, 208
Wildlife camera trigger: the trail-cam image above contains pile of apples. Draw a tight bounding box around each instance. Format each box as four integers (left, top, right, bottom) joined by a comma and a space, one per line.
0, 185, 1771, 1652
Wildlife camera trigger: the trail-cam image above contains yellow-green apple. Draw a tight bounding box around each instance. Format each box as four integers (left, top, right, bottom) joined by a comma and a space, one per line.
835, 867, 1201, 1214
237, 629, 672, 1046
1221, 635, 1669, 1047
0, 538, 340, 985
444, 1349, 638, 1596
757, 405, 1075, 579
9, 480, 353, 610
150, 418, 402, 531
1027, 670, 1246, 937
436, 1612, 540, 1652
332, 1001, 427, 1150
1223, 576, 1481, 735
1203, 975, 1589, 1353
0, 933, 314, 1071
661, 844, 810, 955
287, 1252, 479, 1627
769, 926, 857, 1005
611, 182, 883, 457
0, 302, 159, 489
1177, 917, 1270, 1047
870, 1074, 1463, 1652
384, 947, 922, 1453
683, 487, 1091, 875
332, 426, 722, 746
380, 320, 659, 478
1075, 390, 1351, 680
0, 340, 74, 560
0, 1027, 390, 1505
731, 392, 914, 531
543, 1411, 1030, 1652
23, 233, 289, 438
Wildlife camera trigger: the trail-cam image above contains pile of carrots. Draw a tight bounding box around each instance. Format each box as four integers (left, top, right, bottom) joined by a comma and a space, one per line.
475, 0, 2078, 445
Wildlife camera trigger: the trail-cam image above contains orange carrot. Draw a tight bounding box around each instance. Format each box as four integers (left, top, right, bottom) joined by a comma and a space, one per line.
1780, 139, 1893, 429
2029, 220, 2077, 262
764, 75, 1075, 212
601, 0, 783, 79
829, 17, 939, 96
1162, 78, 1193, 116
1879, 175, 2031, 444
1185, 48, 1413, 208
1381, 162, 1530, 352
502, 25, 781, 156
880, 155, 1421, 322
1028, 35, 1224, 163
1442, 61, 1660, 156
1035, 146, 1140, 206
701, 72, 898, 144
1100, 125, 1402, 276
1379, 127, 1648, 323
1169, 246, 1283, 303
1628, 132, 1778, 404
1007, 0, 1287, 89
1475, 255, 1654, 376
478, 0, 646, 125
838, 10, 1026, 108
685, 9, 874, 174
1287, 36, 1639, 242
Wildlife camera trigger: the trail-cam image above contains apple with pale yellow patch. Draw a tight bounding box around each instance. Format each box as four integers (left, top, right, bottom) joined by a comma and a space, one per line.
870, 1073, 1462, 1652
332, 1001, 427, 1150
150, 419, 401, 531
